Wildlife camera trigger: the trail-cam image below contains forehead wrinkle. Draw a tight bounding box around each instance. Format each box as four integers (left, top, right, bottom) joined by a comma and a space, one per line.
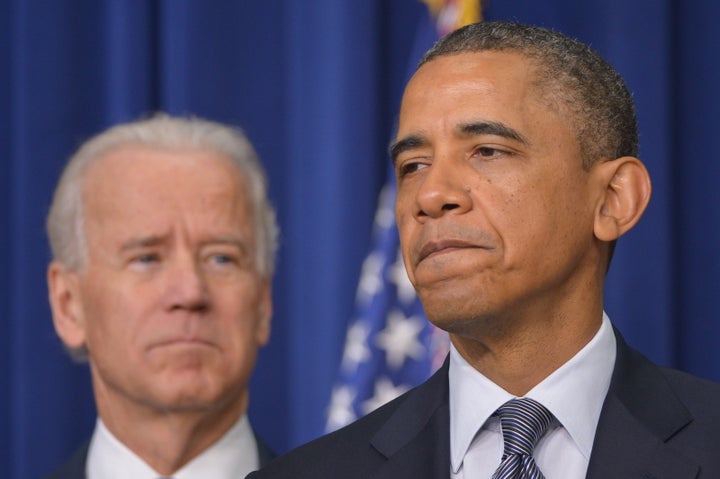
199, 235, 252, 253
119, 235, 167, 252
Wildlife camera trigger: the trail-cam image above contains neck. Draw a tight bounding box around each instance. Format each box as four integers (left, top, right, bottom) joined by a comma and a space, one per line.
450, 293, 604, 397
93, 385, 247, 475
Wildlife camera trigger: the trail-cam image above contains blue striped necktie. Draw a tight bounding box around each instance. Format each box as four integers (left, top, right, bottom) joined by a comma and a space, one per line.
491, 397, 553, 479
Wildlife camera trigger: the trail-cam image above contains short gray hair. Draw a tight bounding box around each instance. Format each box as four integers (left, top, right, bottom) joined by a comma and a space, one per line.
47, 113, 279, 278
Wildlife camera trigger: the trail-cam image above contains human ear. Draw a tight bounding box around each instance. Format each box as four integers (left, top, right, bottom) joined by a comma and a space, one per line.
593, 156, 652, 241
254, 280, 273, 346
47, 262, 88, 350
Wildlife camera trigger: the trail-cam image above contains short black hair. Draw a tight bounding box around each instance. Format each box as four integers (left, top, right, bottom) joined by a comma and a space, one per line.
420, 21, 638, 169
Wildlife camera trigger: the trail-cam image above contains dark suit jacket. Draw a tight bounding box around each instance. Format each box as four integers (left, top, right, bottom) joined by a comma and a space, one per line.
42, 429, 275, 479
249, 331, 720, 478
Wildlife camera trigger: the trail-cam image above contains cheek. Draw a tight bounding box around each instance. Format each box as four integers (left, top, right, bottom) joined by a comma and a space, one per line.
80, 279, 156, 351
501, 184, 591, 261
477, 182, 555, 260
82, 301, 132, 359
396, 222, 420, 281
395, 190, 421, 233
394, 185, 417, 222
214, 285, 266, 336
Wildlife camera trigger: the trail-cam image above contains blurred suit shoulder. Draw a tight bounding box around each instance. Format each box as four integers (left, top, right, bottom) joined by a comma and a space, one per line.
41, 441, 88, 479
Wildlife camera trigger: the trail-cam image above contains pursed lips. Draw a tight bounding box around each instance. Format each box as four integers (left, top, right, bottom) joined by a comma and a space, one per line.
416, 239, 487, 263
150, 336, 216, 349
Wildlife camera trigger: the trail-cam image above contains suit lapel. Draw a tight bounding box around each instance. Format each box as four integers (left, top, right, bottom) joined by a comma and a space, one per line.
363, 332, 702, 479
369, 358, 451, 479
586, 331, 699, 479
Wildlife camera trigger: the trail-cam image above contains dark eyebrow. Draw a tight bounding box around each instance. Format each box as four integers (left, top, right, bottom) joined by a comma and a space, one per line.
389, 134, 428, 166
390, 121, 528, 166
458, 121, 529, 145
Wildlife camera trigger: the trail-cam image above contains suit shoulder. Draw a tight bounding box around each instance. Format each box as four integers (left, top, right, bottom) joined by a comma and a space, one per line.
249, 361, 450, 478
659, 366, 720, 417
41, 441, 89, 479
248, 390, 410, 478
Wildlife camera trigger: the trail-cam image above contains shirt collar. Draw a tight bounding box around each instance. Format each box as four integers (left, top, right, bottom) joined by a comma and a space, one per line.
449, 312, 616, 472
87, 414, 259, 479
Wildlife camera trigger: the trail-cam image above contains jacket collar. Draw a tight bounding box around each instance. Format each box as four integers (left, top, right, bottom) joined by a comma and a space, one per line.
366, 329, 701, 479
586, 329, 698, 478
369, 357, 451, 479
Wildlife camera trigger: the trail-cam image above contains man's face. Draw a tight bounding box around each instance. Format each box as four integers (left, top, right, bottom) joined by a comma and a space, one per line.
54, 146, 271, 415
393, 51, 604, 335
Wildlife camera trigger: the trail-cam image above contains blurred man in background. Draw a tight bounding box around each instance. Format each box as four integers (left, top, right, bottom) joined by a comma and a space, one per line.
44, 114, 277, 478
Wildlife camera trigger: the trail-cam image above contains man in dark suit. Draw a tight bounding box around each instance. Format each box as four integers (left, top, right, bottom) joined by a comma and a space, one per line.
44, 115, 277, 478
249, 21, 720, 478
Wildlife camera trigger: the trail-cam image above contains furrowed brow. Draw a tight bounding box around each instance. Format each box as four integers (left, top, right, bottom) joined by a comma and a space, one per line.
458, 121, 528, 145
389, 134, 428, 166
119, 235, 165, 252
202, 236, 249, 250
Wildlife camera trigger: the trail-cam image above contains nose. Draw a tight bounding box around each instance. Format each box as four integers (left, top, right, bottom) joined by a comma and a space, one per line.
166, 256, 209, 313
414, 159, 471, 220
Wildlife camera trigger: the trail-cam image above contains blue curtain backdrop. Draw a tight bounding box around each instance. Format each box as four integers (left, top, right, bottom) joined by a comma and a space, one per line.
1, 1, 719, 477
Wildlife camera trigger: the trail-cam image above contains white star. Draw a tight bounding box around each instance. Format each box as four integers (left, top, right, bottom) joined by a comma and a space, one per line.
356, 252, 385, 303
361, 377, 409, 414
373, 185, 396, 230
340, 321, 371, 372
375, 310, 426, 370
387, 248, 417, 305
326, 386, 358, 431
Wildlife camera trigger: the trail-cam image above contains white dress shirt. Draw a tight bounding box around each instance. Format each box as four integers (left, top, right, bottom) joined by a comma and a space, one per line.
450, 312, 616, 479
86, 414, 260, 479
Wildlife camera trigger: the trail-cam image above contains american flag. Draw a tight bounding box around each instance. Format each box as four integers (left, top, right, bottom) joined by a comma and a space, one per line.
325, 0, 481, 433
325, 180, 449, 431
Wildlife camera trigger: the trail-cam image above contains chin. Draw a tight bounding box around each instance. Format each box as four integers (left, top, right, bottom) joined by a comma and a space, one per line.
152, 386, 227, 412
419, 281, 478, 312
420, 290, 499, 332
148, 371, 223, 406
157, 371, 248, 413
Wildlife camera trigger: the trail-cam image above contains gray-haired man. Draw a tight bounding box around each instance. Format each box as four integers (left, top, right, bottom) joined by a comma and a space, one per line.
44, 114, 277, 478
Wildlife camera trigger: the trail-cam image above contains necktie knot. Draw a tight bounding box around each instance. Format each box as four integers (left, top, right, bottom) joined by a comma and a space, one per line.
496, 397, 553, 458
491, 398, 552, 479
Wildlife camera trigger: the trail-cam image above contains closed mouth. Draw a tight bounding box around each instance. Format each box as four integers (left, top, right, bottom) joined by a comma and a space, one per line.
418, 239, 484, 263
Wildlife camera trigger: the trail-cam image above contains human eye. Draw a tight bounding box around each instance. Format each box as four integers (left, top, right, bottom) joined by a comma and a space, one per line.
128, 252, 161, 271
131, 252, 159, 264
472, 145, 507, 159
203, 248, 250, 272
396, 158, 429, 179
209, 253, 235, 265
